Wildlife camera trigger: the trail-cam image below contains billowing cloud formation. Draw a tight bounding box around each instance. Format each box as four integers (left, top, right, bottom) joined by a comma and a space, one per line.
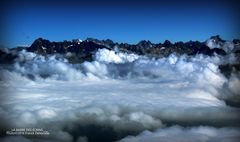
206, 38, 237, 53
0, 48, 240, 142
95, 49, 139, 63
119, 126, 240, 142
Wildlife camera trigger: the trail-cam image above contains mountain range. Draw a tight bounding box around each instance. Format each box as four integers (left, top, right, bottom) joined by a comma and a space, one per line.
1, 35, 240, 64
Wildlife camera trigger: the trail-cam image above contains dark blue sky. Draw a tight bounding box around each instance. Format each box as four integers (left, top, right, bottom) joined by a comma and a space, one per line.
2, 0, 240, 47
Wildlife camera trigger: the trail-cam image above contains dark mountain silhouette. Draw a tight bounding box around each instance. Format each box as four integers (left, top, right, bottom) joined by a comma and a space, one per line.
1, 35, 240, 64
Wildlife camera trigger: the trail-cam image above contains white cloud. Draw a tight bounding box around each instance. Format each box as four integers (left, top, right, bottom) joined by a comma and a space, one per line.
95, 48, 139, 63
0, 49, 239, 141
119, 126, 240, 142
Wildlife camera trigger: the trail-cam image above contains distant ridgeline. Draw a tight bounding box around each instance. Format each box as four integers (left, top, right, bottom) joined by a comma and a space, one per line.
1, 35, 240, 64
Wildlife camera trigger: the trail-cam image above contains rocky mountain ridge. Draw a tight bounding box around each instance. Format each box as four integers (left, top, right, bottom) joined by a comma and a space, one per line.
1, 35, 240, 64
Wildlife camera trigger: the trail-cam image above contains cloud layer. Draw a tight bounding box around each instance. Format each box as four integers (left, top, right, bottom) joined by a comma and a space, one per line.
119, 126, 240, 142
0, 48, 240, 142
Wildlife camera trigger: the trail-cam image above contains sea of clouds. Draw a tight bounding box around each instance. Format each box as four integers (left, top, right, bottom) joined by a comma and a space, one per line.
0, 48, 240, 142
